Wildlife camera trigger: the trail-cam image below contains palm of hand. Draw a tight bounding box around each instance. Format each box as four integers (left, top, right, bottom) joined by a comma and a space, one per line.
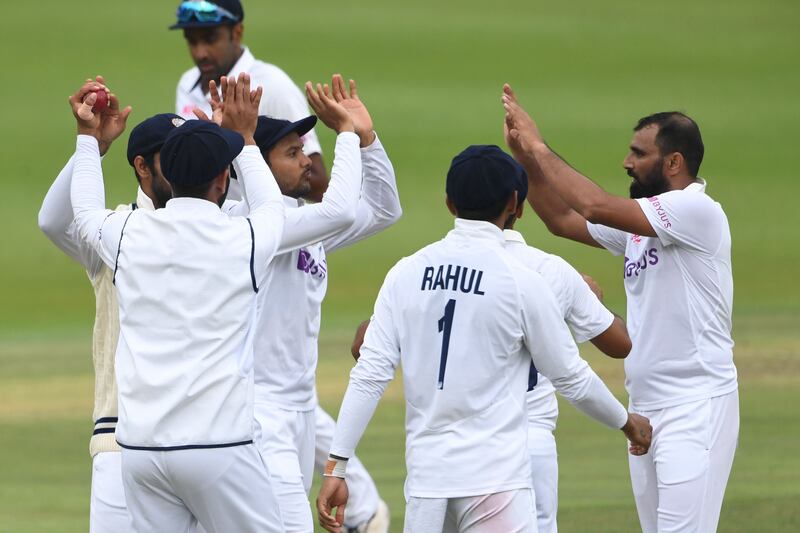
339, 98, 373, 134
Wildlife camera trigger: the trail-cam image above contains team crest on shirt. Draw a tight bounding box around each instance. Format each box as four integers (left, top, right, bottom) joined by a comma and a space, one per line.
631, 234, 641, 244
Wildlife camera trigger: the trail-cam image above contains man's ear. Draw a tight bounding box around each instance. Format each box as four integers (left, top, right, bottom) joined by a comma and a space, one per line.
445, 196, 458, 217
133, 155, 151, 184
515, 201, 524, 220
664, 152, 684, 177
505, 191, 518, 215
232, 22, 244, 44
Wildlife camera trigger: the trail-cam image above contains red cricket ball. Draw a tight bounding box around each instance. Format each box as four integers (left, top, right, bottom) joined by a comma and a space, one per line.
87, 89, 108, 113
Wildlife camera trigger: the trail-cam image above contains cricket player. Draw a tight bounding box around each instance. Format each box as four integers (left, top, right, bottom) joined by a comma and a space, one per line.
502, 84, 738, 532
38, 78, 178, 532
69, 74, 286, 532
504, 173, 631, 533
172, 0, 328, 200
220, 75, 399, 531
317, 145, 653, 533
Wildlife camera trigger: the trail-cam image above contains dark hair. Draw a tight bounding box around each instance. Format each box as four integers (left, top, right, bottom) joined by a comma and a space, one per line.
132, 152, 157, 184
171, 179, 216, 199
454, 194, 513, 222
635, 112, 704, 177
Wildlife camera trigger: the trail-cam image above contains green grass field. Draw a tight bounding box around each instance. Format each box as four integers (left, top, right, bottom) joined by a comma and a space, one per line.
1, 0, 798, 531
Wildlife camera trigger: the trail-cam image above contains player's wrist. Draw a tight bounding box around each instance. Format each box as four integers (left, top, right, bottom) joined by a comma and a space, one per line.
323, 454, 348, 478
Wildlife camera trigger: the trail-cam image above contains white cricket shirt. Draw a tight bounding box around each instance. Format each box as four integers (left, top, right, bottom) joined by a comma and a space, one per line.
504, 230, 615, 432
39, 157, 157, 455
587, 180, 737, 410
243, 133, 401, 411
70, 136, 285, 449
331, 219, 628, 498
176, 47, 322, 156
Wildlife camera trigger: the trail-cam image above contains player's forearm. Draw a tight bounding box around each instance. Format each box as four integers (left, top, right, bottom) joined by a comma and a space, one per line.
531, 143, 616, 224
590, 315, 632, 359
359, 132, 402, 226
39, 155, 76, 243
329, 356, 393, 458
550, 361, 628, 429
312, 132, 361, 223
236, 146, 285, 263
70, 136, 109, 244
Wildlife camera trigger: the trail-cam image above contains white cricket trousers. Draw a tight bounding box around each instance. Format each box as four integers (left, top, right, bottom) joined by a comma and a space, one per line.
527, 427, 558, 533
255, 403, 315, 533
314, 404, 381, 528
120, 444, 284, 533
629, 389, 739, 533
404, 489, 537, 532
90, 451, 134, 533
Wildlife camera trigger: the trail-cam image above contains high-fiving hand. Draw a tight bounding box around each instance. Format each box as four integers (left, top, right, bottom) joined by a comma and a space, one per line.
330, 75, 375, 147
305, 79, 355, 136
502, 83, 545, 163
69, 76, 132, 156
218, 73, 262, 144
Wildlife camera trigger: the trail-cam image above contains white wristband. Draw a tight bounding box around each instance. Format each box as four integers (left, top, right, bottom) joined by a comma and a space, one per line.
323, 455, 348, 478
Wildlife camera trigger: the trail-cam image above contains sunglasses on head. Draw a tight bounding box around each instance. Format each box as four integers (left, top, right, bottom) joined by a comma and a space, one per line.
176, 1, 238, 24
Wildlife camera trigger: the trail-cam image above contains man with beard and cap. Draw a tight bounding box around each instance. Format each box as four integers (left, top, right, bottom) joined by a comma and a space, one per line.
501, 84, 738, 533
67, 73, 287, 533
224, 74, 398, 533
39, 77, 181, 533
171, 0, 329, 201
316, 144, 652, 533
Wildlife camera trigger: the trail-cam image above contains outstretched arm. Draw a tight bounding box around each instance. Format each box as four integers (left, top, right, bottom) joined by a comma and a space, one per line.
502, 84, 655, 238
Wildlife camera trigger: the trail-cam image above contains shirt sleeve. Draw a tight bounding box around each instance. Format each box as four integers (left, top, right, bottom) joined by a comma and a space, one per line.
586, 221, 628, 256
556, 257, 615, 343
329, 262, 403, 459
235, 145, 285, 283
70, 135, 133, 270
517, 268, 628, 429
275, 132, 362, 254
38, 155, 104, 276
636, 190, 724, 253
323, 132, 403, 253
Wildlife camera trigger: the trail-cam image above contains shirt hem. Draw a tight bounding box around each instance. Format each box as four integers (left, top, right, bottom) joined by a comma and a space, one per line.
630, 382, 738, 412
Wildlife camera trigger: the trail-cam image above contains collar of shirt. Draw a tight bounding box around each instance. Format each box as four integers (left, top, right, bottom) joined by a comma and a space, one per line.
447, 218, 506, 246
283, 195, 302, 208
686, 178, 707, 193
502, 228, 526, 245
136, 187, 155, 211
164, 197, 221, 213
192, 46, 255, 90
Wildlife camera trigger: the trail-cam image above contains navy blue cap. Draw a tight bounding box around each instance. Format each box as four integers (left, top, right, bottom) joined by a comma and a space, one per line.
160, 120, 244, 186
446, 145, 526, 212
170, 0, 243, 30
127, 114, 187, 166
253, 115, 318, 154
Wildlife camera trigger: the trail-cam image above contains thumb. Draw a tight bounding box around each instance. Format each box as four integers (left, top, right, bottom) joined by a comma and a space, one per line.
193, 107, 211, 121
120, 106, 133, 125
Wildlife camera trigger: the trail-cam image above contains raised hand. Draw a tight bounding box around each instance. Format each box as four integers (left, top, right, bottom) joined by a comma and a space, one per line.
194, 79, 225, 125
69, 76, 132, 155
305, 81, 355, 135
622, 413, 653, 456
502, 83, 545, 162
316, 477, 349, 533
331, 75, 375, 147
220, 73, 262, 143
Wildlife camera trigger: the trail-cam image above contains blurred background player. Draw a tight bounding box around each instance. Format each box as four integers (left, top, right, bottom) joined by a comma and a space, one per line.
219, 75, 398, 532
38, 77, 180, 533
171, 0, 329, 201
502, 85, 738, 533
317, 145, 652, 533
69, 74, 286, 532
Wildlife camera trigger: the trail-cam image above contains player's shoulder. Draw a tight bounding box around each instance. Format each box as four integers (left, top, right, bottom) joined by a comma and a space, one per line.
114, 202, 134, 213
247, 57, 298, 86
177, 65, 201, 90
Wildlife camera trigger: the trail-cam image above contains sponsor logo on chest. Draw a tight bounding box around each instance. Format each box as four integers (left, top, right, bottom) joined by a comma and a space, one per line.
624, 234, 659, 279
296, 248, 327, 280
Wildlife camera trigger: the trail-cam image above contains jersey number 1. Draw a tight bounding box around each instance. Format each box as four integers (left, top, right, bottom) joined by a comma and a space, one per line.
437, 299, 456, 389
